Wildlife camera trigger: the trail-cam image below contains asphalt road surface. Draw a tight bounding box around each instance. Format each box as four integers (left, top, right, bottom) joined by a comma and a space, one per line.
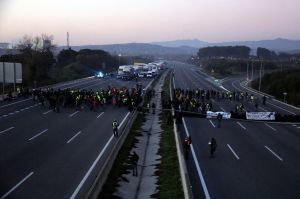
0, 76, 151, 199
172, 61, 300, 199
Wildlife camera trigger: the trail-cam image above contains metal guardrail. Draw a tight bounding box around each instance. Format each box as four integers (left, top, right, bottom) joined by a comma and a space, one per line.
85, 110, 138, 199
85, 73, 162, 199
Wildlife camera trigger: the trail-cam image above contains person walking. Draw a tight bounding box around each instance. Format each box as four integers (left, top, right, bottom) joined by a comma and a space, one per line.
209, 137, 217, 157
130, 151, 139, 176
183, 136, 192, 159
217, 113, 223, 128
112, 119, 119, 137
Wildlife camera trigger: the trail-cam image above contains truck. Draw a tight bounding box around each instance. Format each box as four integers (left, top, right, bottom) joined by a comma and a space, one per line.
117, 65, 134, 80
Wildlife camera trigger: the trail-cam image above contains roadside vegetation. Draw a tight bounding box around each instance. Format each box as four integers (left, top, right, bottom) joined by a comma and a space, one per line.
251, 70, 300, 106
154, 71, 183, 198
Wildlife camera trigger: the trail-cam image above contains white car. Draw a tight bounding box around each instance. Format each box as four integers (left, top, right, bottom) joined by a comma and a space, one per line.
146, 71, 153, 78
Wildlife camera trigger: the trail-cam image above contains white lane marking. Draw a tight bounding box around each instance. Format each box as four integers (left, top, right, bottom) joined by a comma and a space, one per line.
24, 107, 29, 110
259, 106, 268, 112
69, 111, 79, 117
227, 144, 240, 160
182, 118, 211, 199
237, 122, 246, 130
97, 112, 104, 119
2, 115, 8, 117
15, 111, 19, 113
265, 146, 283, 161
20, 109, 25, 111
264, 123, 277, 132
209, 120, 216, 128
266, 102, 296, 115
292, 124, 297, 127
297, 127, 300, 129
0, 98, 32, 109
0, 172, 34, 199
70, 112, 131, 199
173, 76, 176, 89
220, 107, 226, 112
43, 110, 52, 115
28, 129, 48, 141
67, 131, 82, 144
8, 113, 14, 115
0, 127, 15, 135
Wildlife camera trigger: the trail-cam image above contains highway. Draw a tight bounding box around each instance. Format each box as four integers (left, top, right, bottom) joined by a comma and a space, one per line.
172, 61, 300, 199
0, 76, 151, 199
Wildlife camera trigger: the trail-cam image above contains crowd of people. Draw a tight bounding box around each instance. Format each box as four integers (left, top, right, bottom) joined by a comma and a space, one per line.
172, 88, 263, 114
31, 84, 144, 112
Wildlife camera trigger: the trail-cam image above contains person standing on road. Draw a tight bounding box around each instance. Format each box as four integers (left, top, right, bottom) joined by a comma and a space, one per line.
112, 119, 119, 137
183, 136, 192, 159
217, 113, 223, 128
209, 137, 217, 158
130, 151, 139, 176
262, 95, 267, 105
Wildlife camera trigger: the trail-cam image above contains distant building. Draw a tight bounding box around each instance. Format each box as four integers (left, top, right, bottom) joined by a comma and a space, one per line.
0, 43, 9, 49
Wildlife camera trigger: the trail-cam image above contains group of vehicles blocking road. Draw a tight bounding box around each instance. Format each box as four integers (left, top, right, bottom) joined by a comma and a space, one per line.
116, 61, 165, 80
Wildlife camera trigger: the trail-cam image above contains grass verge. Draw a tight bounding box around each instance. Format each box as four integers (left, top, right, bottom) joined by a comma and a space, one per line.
98, 73, 161, 198
154, 71, 184, 198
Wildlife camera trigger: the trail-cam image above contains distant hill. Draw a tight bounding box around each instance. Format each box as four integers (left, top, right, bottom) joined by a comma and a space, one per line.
153, 38, 300, 52
57, 43, 198, 56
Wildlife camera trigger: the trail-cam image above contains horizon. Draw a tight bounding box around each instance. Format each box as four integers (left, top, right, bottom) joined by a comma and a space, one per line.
0, 0, 300, 45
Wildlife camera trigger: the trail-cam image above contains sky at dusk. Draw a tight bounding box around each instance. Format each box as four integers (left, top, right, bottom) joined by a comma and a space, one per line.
0, 0, 300, 45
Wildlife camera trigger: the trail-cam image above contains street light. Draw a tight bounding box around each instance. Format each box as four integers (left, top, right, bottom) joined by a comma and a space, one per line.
118, 54, 122, 66
283, 92, 287, 103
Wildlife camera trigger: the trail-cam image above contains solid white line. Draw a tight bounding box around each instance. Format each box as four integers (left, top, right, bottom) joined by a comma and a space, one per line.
0, 127, 15, 135
220, 107, 226, 112
237, 122, 246, 130
67, 131, 82, 144
182, 118, 211, 199
265, 146, 283, 161
69, 111, 79, 117
69, 112, 130, 199
96, 112, 104, 119
267, 102, 296, 115
0, 98, 31, 109
0, 172, 34, 199
28, 129, 48, 141
173, 76, 176, 89
227, 144, 240, 160
264, 123, 276, 132
43, 110, 52, 115
209, 120, 216, 128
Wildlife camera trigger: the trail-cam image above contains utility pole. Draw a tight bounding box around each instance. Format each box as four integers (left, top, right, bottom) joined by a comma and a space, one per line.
251, 59, 254, 80
259, 60, 262, 91
67, 32, 70, 49
246, 62, 249, 81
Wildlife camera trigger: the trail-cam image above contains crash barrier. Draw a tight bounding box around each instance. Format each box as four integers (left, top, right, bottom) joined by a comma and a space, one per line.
85, 72, 162, 199
85, 110, 138, 199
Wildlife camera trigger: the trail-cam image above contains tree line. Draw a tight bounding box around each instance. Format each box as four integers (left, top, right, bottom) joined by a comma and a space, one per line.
0, 35, 123, 87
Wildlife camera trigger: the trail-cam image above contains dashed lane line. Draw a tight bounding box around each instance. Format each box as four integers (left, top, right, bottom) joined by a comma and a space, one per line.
227, 144, 240, 160
265, 146, 283, 161
209, 120, 216, 128
264, 123, 277, 132
69, 111, 79, 118
67, 131, 82, 144
0, 127, 15, 135
43, 110, 52, 115
183, 118, 211, 199
237, 122, 246, 130
0, 172, 34, 199
28, 129, 48, 141
97, 112, 104, 119
70, 112, 131, 199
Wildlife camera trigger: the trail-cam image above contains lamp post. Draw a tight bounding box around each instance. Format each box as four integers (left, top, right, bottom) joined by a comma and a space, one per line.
258, 60, 263, 91
283, 92, 287, 103
118, 54, 122, 66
